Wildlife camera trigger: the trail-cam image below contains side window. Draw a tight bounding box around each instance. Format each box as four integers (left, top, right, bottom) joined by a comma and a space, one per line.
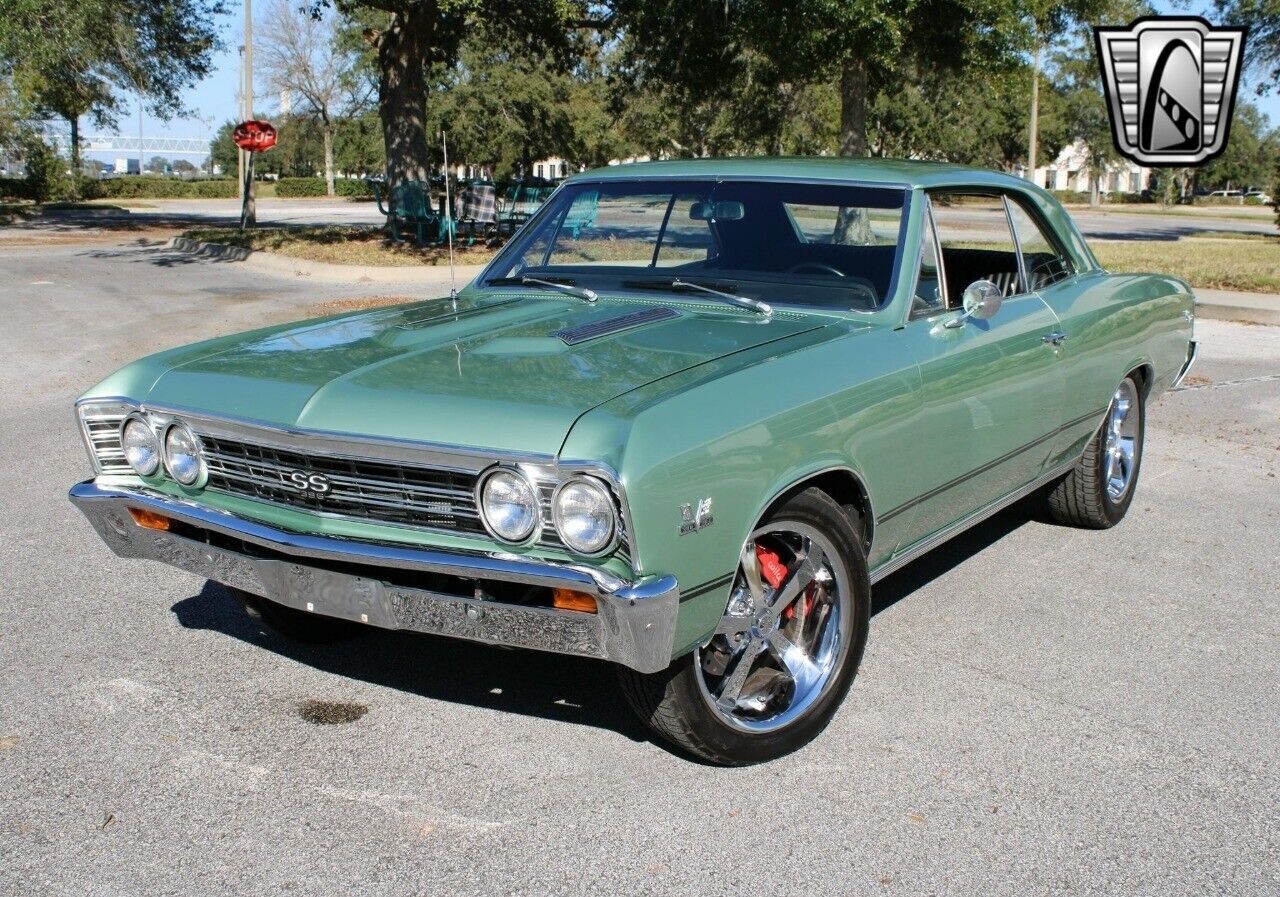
1005, 200, 1074, 289
928, 193, 1022, 299
910, 200, 946, 317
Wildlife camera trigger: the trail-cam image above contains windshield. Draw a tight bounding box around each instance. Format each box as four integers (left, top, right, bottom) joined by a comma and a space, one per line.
483, 179, 909, 311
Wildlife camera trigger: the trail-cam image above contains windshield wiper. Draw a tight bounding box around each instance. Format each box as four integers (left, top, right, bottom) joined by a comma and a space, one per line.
669, 279, 772, 315
487, 275, 597, 304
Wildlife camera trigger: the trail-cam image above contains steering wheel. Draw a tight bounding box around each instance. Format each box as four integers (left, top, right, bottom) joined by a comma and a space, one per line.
787, 262, 846, 277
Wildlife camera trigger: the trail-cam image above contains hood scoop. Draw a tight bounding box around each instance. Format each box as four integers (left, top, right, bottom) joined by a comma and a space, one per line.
553, 306, 679, 345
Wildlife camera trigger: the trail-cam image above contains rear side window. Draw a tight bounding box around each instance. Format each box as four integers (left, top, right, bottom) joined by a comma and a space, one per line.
928, 193, 1022, 299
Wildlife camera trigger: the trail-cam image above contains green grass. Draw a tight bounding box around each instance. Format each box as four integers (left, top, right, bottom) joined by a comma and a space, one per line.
1092, 238, 1280, 293
183, 225, 1280, 293
183, 225, 498, 267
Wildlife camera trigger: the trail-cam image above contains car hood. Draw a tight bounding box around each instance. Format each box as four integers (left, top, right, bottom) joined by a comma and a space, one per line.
143, 293, 825, 455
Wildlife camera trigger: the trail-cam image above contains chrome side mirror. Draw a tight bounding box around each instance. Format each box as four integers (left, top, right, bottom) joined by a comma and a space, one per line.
944, 280, 1004, 329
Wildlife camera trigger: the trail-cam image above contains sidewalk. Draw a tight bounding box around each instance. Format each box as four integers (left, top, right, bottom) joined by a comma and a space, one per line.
1195, 289, 1280, 326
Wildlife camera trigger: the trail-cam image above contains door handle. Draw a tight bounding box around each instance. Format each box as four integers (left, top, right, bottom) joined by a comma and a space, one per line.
1042, 330, 1068, 347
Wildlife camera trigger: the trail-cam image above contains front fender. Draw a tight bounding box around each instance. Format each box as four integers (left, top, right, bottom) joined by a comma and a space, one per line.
562, 321, 920, 657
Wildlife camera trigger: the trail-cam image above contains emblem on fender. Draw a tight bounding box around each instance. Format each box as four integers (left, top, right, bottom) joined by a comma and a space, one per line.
1095, 16, 1247, 166
679, 497, 714, 535
283, 470, 333, 494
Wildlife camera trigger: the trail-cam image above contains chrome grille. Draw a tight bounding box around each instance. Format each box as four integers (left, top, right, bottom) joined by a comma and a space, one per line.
79, 404, 132, 475
201, 435, 487, 535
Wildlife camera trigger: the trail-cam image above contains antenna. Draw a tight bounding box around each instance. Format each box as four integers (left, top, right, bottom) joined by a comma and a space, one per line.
441, 129, 457, 304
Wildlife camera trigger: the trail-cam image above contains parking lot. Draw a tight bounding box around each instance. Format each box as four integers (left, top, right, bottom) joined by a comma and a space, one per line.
1, 234, 1277, 895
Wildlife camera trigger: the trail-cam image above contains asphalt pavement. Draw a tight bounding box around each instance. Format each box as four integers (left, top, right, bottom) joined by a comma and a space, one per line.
0, 236, 1277, 896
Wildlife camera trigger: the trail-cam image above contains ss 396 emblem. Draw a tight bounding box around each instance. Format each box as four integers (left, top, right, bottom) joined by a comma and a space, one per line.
679, 497, 714, 535
283, 470, 332, 494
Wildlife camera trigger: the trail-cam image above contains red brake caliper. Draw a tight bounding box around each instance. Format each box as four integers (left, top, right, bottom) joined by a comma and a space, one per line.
754, 544, 816, 620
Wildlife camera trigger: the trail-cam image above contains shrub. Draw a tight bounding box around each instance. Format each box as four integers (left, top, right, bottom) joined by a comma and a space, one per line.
274, 177, 327, 197
0, 176, 35, 200
334, 178, 374, 199
274, 177, 375, 198
22, 139, 74, 203
82, 176, 238, 199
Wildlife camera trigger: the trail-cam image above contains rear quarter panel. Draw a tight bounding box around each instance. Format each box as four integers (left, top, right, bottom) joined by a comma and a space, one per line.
1039, 269, 1194, 466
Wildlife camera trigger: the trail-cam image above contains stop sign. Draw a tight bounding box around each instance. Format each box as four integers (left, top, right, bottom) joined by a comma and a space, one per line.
233, 120, 277, 152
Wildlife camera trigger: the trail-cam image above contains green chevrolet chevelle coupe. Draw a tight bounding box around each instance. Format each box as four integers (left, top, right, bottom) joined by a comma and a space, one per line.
70, 158, 1197, 764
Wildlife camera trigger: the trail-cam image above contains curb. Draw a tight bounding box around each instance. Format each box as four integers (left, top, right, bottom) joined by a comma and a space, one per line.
165, 237, 486, 285
1196, 303, 1280, 326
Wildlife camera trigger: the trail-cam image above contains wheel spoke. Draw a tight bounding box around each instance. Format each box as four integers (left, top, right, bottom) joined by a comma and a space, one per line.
769, 558, 818, 621
716, 638, 765, 710
1104, 449, 1119, 485
715, 612, 752, 640
768, 631, 822, 693
740, 544, 766, 607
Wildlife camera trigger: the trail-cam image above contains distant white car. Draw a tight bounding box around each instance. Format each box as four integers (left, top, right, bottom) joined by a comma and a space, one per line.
1243, 190, 1272, 204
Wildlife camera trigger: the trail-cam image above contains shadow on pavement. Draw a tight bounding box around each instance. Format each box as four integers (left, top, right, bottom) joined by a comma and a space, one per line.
871, 498, 1038, 617
168, 496, 1042, 746
171, 581, 655, 744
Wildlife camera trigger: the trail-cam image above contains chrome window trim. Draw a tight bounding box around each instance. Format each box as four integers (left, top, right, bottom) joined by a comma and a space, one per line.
1002, 195, 1031, 295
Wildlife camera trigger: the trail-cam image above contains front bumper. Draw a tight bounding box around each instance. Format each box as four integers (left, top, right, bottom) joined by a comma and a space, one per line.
69, 481, 679, 673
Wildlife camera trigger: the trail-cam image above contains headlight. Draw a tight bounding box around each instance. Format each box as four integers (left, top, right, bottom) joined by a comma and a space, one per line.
552, 477, 617, 555
120, 414, 160, 476
479, 468, 540, 543
163, 421, 205, 486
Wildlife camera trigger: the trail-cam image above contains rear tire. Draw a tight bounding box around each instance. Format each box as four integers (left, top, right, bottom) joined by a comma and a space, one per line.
1046, 375, 1145, 529
231, 588, 364, 643
618, 488, 870, 765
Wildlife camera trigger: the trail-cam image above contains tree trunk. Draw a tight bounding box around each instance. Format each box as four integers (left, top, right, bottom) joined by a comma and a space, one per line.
68, 115, 81, 200
376, 4, 434, 190
838, 55, 868, 157
322, 122, 335, 197
834, 56, 873, 243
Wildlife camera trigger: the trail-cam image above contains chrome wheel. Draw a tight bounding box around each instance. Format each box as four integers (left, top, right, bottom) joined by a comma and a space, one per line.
696, 521, 852, 733
1104, 379, 1139, 501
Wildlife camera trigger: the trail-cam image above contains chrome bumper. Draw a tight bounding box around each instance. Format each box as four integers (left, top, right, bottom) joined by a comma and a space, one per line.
1173, 339, 1199, 388
68, 481, 679, 673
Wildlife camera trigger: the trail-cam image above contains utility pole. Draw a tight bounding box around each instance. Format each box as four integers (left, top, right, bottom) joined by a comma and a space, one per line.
240, 0, 255, 226
1026, 39, 1040, 184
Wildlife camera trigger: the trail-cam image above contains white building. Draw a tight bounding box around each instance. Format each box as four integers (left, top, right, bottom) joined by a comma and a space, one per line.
1017, 139, 1152, 197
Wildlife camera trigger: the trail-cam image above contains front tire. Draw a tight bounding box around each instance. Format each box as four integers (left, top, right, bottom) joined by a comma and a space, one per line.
1046, 375, 1145, 529
618, 488, 870, 765
231, 588, 364, 643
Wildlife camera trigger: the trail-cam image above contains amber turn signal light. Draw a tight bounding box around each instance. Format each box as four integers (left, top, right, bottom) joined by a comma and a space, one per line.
128, 507, 171, 531
551, 589, 597, 613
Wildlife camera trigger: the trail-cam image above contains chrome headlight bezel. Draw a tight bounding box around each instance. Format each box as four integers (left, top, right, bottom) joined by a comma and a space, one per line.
162, 420, 207, 488
476, 466, 542, 545
551, 476, 619, 557
119, 412, 161, 477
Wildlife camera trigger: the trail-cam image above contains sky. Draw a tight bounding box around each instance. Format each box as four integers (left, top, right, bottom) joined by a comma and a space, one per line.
87, 0, 1278, 163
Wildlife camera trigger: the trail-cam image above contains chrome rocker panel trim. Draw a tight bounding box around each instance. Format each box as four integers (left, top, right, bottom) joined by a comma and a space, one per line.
68, 481, 679, 674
